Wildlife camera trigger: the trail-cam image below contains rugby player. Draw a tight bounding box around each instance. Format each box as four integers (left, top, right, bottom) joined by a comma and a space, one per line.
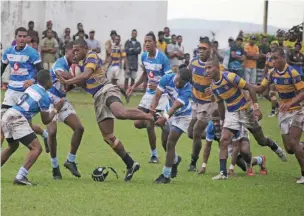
150, 67, 192, 184
187, 41, 217, 171
1, 27, 49, 151
1, 70, 64, 185
56, 39, 155, 181
47, 41, 84, 179
127, 32, 171, 163
256, 48, 304, 184
205, 57, 286, 180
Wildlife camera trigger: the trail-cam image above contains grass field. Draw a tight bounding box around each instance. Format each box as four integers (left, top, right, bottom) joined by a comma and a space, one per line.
1, 91, 304, 216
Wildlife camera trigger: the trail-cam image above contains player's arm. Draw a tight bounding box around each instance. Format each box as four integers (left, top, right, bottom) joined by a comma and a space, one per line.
122, 50, 129, 71
150, 76, 167, 113
166, 87, 191, 117
28, 50, 44, 84
40, 98, 64, 125
1, 48, 9, 76
217, 100, 225, 123
1, 62, 8, 76
95, 42, 101, 54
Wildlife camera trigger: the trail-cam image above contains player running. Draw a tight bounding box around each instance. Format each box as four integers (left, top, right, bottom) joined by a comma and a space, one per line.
187, 41, 218, 172
198, 110, 267, 176
205, 57, 286, 180
150, 67, 192, 184
47, 41, 84, 180
1, 27, 49, 151
56, 39, 154, 181
1, 70, 64, 186
256, 48, 304, 184
127, 32, 170, 163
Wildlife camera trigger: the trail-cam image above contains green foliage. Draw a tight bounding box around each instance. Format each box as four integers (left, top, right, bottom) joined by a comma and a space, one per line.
243, 33, 277, 46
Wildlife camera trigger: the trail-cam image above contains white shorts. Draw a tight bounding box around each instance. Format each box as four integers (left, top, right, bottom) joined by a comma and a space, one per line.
108, 66, 121, 80
168, 114, 192, 133
223, 109, 260, 132
278, 110, 304, 134
1, 89, 25, 117
48, 93, 76, 122
1, 109, 33, 140
138, 92, 168, 111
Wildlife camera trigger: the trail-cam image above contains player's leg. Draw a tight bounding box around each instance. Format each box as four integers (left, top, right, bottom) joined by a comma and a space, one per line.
63, 113, 84, 177
198, 140, 212, 174
1, 139, 19, 166
238, 138, 254, 176
47, 121, 63, 179
31, 124, 49, 153
228, 141, 240, 176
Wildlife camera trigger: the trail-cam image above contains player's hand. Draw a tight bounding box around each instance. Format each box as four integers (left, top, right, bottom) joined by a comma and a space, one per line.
253, 108, 263, 121
155, 116, 167, 127
55, 71, 68, 85
126, 85, 135, 97
205, 87, 212, 95
148, 82, 157, 91
23, 80, 34, 89
54, 98, 65, 112
279, 102, 291, 113
198, 167, 206, 175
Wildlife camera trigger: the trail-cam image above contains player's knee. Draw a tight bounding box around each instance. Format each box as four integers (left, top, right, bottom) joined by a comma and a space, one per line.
74, 124, 84, 135
114, 110, 127, 120
134, 120, 145, 129
103, 134, 120, 149
48, 129, 57, 140
219, 137, 230, 149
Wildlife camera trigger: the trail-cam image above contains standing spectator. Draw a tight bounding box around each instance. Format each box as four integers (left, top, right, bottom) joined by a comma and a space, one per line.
157, 31, 167, 53
177, 35, 185, 65
212, 41, 223, 62
183, 53, 190, 67
124, 29, 141, 98
42, 21, 59, 43
257, 36, 270, 84
164, 27, 171, 44
73, 23, 88, 40
60, 28, 71, 45
40, 29, 59, 69
223, 37, 234, 69
244, 35, 259, 84
105, 30, 117, 65
166, 34, 183, 71
59, 35, 71, 57
228, 37, 245, 77
85, 30, 101, 53
27, 21, 39, 44
288, 42, 304, 78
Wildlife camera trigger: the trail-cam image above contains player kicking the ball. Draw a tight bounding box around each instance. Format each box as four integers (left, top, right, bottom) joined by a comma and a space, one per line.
47, 41, 84, 179
1, 70, 64, 185
56, 39, 154, 181
205, 57, 286, 180
150, 67, 192, 184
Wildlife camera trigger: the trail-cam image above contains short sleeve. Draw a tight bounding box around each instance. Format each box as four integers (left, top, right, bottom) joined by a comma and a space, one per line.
177, 84, 191, 105
85, 53, 98, 70
166, 44, 173, 53
121, 49, 127, 57
205, 121, 215, 142
291, 69, 304, 91
230, 46, 237, 52
29, 49, 41, 65
162, 54, 172, 74
157, 75, 168, 92
226, 72, 246, 89
2, 47, 9, 64
39, 94, 52, 111
53, 39, 59, 48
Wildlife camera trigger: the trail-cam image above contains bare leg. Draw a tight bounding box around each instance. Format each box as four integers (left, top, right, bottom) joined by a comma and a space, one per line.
64, 114, 84, 155
23, 138, 42, 171
110, 102, 153, 121
1, 141, 19, 166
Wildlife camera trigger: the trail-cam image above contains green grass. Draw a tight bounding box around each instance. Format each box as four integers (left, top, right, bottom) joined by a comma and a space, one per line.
1, 92, 304, 216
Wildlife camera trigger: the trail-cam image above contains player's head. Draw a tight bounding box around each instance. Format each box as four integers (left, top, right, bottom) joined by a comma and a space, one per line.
174, 67, 192, 89
37, 69, 52, 90
65, 41, 75, 64
205, 57, 220, 79
47, 29, 53, 38
114, 35, 121, 46
15, 27, 27, 48
198, 41, 211, 61
144, 32, 156, 52
272, 47, 286, 70
211, 109, 220, 125
73, 39, 88, 61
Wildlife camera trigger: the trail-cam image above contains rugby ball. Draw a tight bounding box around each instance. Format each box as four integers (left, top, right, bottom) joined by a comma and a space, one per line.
69, 64, 82, 77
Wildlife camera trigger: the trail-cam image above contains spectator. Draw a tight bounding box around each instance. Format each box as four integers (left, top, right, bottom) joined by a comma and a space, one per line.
73, 23, 88, 40
212, 40, 223, 62
29, 38, 39, 51
27, 21, 39, 44
284, 33, 298, 49
124, 29, 141, 95
228, 37, 245, 77
105, 30, 117, 65
164, 27, 171, 44
59, 35, 71, 57
177, 35, 185, 65
183, 53, 190, 67
85, 30, 101, 53
157, 31, 166, 53
223, 37, 234, 70
288, 42, 304, 78
166, 34, 183, 71
244, 35, 259, 84
257, 36, 270, 83
40, 29, 59, 69
60, 28, 71, 45
42, 20, 59, 43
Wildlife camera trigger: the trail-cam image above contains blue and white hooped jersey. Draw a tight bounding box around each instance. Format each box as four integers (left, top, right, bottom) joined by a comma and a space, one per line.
141, 49, 171, 95
48, 56, 70, 99
2, 45, 41, 92
158, 73, 192, 117
13, 84, 52, 120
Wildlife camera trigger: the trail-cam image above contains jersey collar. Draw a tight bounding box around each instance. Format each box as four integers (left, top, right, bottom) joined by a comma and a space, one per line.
276, 63, 289, 75
148, 49, 159, 59
63, 56, 69, 66
37, 84, 45, 90
213, 71, 223, 85
14, 44, 28, 52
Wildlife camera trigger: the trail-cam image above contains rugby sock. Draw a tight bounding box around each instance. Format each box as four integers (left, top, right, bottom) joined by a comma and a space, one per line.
51, 157, 59, 168
219, 159, 227, 176
268, 139, 279, 151
190, 154, 198, 166
162, 166, 172, 178
67, 153, 76, 163
16, 167, 28, 180
254, 156, 263, 165
151, 149, 158, 157
302, 170, 304, 177
122, 153, 134, 169
42, 130, 48, 139
174, 153, 179, 164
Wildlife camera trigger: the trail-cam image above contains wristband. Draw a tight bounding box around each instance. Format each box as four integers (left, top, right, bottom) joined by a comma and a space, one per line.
163, 113, 170, 120
202, 163, 207, 168
253, 103, 259, 110
229, 164, 235, 170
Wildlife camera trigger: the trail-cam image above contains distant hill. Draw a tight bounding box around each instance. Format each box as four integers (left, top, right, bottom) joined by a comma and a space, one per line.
168, 18, 287, 55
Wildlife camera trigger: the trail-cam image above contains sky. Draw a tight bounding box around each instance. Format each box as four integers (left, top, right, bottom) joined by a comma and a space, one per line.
168, 0, 304, 28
